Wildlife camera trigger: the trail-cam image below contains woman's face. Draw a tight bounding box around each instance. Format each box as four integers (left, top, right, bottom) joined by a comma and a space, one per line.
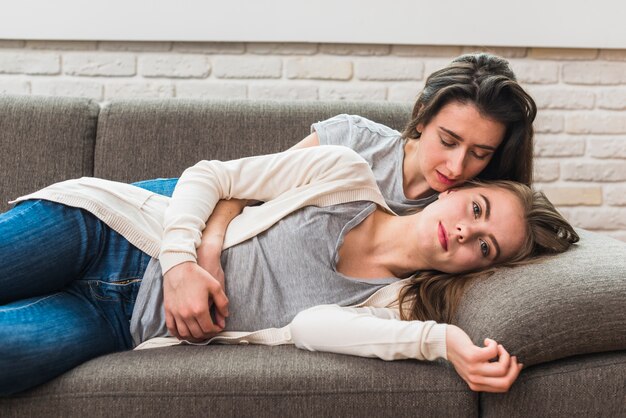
415, 185, 526, 274
416, 101, 507, 192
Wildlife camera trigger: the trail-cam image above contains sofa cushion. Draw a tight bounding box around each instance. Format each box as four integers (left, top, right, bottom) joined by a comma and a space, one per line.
0, 95, 99, 212
94, 99, 411, 182
0, 345, 477, 417
455, 229, 626, 366
481, 350, 626, 417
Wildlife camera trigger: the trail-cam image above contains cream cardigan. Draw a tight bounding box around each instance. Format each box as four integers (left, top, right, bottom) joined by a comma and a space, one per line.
12, 146, 447, 361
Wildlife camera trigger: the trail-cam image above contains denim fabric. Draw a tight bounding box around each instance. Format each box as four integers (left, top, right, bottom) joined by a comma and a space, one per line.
132, 177, 178, 197
0, 200, 151, 396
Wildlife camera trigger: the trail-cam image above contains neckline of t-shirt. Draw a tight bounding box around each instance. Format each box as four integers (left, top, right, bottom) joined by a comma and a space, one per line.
331, 202, 399, 285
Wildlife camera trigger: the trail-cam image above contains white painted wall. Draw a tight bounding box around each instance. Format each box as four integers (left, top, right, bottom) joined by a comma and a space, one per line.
2, 0, 626, 48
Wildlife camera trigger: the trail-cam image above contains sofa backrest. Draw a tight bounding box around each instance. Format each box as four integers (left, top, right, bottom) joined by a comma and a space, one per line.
0, 95, 99, 212
93, 99, 412, 182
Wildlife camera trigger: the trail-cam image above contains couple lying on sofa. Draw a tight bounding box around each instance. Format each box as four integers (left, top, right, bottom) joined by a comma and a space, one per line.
0, 53, 578, 396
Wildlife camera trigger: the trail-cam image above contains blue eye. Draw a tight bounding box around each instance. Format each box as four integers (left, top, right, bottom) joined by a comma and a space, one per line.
472, 201, 481, 219
479, 239, 490, 257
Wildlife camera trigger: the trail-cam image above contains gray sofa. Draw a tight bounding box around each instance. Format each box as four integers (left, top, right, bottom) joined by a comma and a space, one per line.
0, 95, 625, 417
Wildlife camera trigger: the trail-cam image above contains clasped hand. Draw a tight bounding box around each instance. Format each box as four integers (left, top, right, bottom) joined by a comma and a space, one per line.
446, 325, 523, 393
163, 244, 229, 342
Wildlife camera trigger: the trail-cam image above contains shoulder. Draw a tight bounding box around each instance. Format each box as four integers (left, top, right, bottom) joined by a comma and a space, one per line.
318, 114, 398, 135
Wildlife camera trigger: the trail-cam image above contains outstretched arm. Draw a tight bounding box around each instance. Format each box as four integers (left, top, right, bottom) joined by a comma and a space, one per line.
290, 305, 523, 393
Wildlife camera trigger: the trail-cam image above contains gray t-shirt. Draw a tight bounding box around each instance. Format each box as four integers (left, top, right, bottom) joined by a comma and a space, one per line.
131, 201, 397, 346
312, 114, 437, 214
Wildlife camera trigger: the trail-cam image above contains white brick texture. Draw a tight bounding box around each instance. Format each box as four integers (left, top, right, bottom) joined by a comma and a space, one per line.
462, 46, 528, 58
64, 53, 135, 77
565, 114, 626, 135
213, 57, 282, 79
286, 58, 352, 80
0, 78, 30, 94
565, 207, 626, 229
32, 78, 103, 100
320, 44, 390, 56
539, 186, 603, 206
247, 43, 318, 55
562, 62, 626, 85
0, 52, 60, 75
319, 84, 387, 101
529, 48, 598, 60
533, 160, 560, 182
355, 59, 424, 81
105, 82, 174, 99
509, 61, 559, 84
605, 186, 626, 206
534, 113, 564, 133
140, 54, 210, 78
173, 42, 245, 54
175, 82, 247, 99
392, 45, 462, 57
529, 87, 595, 110
533, 135, 585, 157
587, 138, 626, 158
562, 161, 626, 181
597, 90, 626, 110
248, 84, 318, 100
388, 82, 424, 102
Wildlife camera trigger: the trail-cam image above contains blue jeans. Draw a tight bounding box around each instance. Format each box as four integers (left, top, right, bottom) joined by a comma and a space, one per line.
132, 177, 178, 197
0, 200, 152, 396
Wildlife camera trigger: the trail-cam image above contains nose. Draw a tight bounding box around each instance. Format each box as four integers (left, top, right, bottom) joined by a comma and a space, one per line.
455, 223, 477, 243
447, 149, 466, 179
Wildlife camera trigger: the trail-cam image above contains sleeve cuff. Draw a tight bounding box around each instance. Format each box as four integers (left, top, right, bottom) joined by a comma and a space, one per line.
159, 252, 197, 275
428, 323, 448, 360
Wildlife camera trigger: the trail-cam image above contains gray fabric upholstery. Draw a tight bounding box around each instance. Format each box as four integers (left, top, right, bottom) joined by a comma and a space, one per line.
0, 95, 98, 212
455, 228, 626, 366
94, 99, 411, 182
1, 96, 625, 417
481, 351, 626, 417
0, 346, 476, 417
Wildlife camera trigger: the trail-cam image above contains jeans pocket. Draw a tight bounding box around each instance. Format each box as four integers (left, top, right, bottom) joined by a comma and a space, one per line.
88, 278, 142, 320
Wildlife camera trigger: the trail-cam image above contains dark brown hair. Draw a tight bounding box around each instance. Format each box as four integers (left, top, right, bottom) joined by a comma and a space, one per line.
402, 53, 537, 186
398, 180, 579, 323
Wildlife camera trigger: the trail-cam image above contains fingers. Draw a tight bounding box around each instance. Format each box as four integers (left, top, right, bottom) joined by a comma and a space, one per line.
467, 356, 523, 393
208, 280, 229, 319
163, 263, 229, 342
461, 339, 524, 393
476, 344, 511, 377
165, 310, 180, 340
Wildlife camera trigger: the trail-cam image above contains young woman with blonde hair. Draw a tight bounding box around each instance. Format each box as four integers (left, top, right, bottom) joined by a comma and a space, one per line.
1, 145, 576, 396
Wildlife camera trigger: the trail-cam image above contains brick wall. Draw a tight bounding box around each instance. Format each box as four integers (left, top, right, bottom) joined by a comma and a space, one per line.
0, 41, 625, 241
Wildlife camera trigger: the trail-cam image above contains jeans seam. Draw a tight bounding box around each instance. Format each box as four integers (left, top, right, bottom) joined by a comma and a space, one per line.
0, 293, 61, 312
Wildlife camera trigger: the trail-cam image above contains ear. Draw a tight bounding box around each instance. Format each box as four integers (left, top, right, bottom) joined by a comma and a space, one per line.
416, 123, 424, 134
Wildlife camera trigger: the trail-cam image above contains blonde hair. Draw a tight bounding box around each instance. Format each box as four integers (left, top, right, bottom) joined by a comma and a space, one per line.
398, 180, 579, 323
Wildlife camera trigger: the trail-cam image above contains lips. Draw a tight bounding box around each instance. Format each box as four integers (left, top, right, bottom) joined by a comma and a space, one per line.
438, 221, 448, 251
436, 171, 455, 186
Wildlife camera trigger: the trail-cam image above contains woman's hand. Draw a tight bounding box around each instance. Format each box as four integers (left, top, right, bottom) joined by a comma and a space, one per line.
446, 325, 523, 393
163, 261, 229, 342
